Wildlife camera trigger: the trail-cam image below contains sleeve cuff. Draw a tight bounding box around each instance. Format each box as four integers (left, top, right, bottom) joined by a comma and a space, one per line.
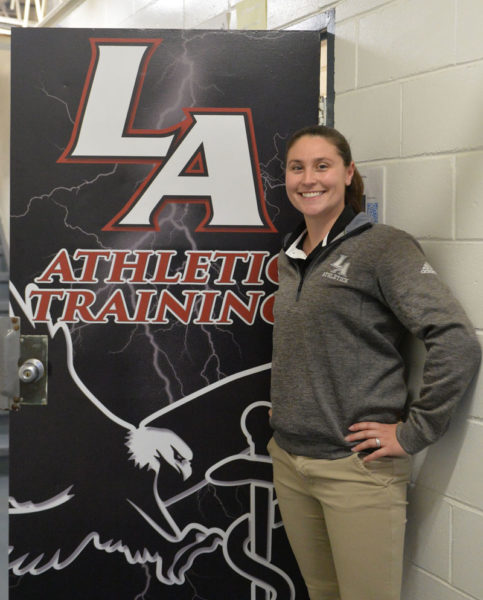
396, 421, 431, 455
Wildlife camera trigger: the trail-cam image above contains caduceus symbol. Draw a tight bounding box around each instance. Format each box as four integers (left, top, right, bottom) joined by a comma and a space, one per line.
207, 401, 296, 600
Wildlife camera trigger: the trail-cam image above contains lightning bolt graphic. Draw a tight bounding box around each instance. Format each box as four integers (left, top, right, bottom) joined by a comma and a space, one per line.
134, 564, 152, 600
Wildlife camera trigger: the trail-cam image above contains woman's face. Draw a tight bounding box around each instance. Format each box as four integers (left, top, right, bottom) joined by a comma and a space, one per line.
285, 135, 354, 223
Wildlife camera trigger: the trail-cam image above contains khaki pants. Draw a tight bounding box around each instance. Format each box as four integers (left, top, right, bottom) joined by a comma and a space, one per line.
267, 437, 411, 600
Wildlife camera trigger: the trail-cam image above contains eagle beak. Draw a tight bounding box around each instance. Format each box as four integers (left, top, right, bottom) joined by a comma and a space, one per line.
177, 459, 192, 481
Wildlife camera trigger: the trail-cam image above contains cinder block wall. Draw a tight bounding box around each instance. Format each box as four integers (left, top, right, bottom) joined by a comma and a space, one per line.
3, 1, 482, 598
329, 2, 483, 599
0, 44, 10, 246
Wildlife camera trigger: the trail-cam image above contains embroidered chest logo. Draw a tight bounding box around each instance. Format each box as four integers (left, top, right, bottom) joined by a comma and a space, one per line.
322, 254, 351, 284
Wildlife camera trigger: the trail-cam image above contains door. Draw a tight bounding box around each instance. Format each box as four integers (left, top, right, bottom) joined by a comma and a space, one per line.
9, 28, 320, 599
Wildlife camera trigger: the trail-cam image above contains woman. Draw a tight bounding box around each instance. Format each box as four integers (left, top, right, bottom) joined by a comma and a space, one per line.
268, 125, 481, 600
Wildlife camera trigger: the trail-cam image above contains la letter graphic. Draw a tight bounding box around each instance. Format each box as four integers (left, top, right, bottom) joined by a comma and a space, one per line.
58, 38, 276, 233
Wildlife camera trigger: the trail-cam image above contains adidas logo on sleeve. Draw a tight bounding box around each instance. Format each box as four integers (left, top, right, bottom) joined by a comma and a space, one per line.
421, 262, 437, 274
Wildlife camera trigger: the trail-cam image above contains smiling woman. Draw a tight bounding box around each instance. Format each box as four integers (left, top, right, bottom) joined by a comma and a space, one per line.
268, 125, 481, 600
285, 135, 354, 254
284, 125, 363, 255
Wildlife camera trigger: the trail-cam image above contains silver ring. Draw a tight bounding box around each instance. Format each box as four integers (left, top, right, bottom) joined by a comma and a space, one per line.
375, 438, 381, 448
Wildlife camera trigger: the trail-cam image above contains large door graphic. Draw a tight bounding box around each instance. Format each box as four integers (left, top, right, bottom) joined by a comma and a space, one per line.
9, 28, 320, 598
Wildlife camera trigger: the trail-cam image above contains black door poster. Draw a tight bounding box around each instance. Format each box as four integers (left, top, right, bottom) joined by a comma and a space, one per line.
9, 28, 320, 599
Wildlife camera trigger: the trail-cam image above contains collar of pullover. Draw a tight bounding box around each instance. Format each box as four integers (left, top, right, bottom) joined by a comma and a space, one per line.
284, 207, 372, 261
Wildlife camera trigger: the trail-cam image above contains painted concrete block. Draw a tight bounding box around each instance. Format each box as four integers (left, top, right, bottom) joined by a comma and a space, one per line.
412, 421, 483, 512
402, 62, 483, 156
403, 565, 474, 600
184, 0, 229, 28
468, 334, 483, 420
335, 0, 392, 23
455, 152, 483, 240
132, 0, 151, 11
105, 0, 134, 25
266, 0, 323, 29
59, 0, 107, 26
358, 0, 454, 87
334, 19, 357, 93
0, 48, 9, 245
128, 0, 184, 28
456, 0, 483, 63
194, 12, 230, 28
452, 506, 483, 598
335, 84, 400, 161
405, 485, 450, 580
421, 241, 483, 328
385, 157, 453, 239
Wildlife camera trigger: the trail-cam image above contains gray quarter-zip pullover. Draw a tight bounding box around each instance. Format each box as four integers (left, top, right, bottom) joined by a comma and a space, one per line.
270, 212, 481, 457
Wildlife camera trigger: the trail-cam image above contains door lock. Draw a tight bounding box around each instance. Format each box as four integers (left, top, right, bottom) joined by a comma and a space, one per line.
18, 358, 45, 384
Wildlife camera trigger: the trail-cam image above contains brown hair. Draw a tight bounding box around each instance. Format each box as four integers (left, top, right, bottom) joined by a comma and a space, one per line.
285, 125, 364, 213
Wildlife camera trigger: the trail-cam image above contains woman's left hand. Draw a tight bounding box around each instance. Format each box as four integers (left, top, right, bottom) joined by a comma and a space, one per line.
345, 422, 408, 463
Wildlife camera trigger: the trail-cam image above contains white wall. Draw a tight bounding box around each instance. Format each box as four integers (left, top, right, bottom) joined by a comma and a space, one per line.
276, 2, 483, 597
0, 43, 10, 247
3, 0, 483, 598
332, 3, 483, 597
0, 40, 11, 600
